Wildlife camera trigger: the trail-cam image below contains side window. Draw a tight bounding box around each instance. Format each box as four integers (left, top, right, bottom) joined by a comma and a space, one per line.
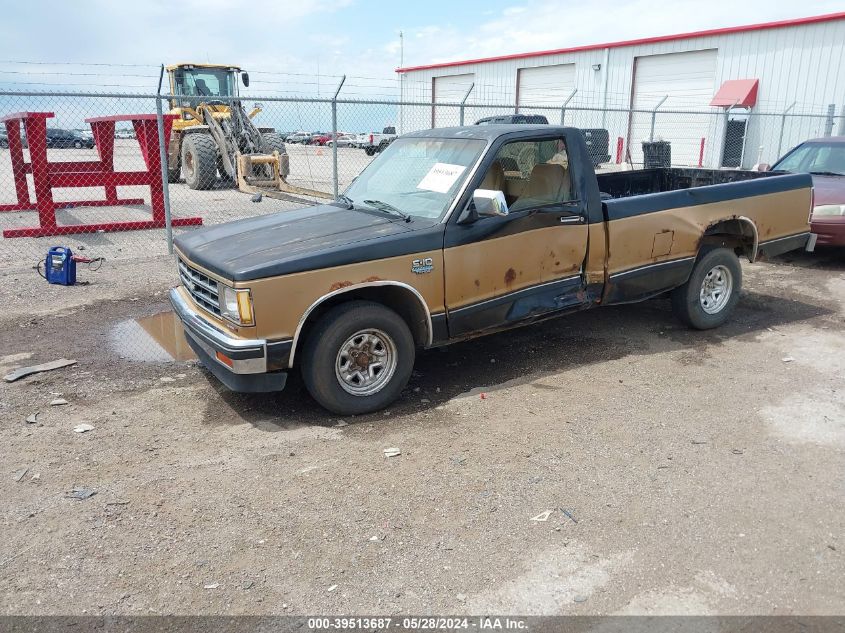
476, 137, 575, 212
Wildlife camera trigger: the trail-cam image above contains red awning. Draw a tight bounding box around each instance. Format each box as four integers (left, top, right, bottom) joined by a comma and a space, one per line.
711, 79, 759, 108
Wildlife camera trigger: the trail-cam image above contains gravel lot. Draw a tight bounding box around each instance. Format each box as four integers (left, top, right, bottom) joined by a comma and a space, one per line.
0, 246, 843, 615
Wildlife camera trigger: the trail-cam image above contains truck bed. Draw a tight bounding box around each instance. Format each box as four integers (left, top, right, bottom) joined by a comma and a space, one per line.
596, 167, 771, 199
596, 168, 813, 304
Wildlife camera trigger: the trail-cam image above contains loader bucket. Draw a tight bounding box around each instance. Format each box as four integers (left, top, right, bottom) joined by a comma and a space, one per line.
236, 152, 332, 201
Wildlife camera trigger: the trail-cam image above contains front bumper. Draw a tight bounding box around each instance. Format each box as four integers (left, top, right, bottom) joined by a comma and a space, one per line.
169, 287, 289, 393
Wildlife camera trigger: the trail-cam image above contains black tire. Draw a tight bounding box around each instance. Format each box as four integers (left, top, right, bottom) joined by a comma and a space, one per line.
260, 131, 286, 155
181, 133, 218, 190
256, 132, 288, 178
301, 301, 416, 415
217, 155, 234, 183
364, 146, 376, 156
671, 247, 742, 330
73, 140, 83, 149
167, 161, 181, 183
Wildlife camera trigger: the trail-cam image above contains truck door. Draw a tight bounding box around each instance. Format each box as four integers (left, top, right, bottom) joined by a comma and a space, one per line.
444, 135, 589, 336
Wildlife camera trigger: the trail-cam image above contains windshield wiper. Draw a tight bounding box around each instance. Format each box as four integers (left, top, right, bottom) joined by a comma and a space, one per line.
336, 193, 354, 210
362, 199, 412, 222
810, 171, 845, 176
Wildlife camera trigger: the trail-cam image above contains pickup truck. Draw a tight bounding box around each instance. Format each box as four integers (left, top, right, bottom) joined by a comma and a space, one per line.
171, 125, 815, 415
359, 126, 397, 156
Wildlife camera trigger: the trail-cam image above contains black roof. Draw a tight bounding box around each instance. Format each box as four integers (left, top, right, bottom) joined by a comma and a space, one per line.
404, 124, 569, 141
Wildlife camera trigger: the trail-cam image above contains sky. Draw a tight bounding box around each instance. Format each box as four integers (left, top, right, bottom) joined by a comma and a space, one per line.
1, 0, 843, 96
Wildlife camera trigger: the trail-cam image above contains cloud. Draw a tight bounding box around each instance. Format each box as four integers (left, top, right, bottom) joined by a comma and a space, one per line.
1, 0, 842, 100
397, 0, 845, 68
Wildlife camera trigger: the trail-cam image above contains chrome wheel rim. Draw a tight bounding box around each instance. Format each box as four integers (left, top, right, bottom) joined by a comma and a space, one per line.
699, 264, 733, 314
335, 329, 397, 396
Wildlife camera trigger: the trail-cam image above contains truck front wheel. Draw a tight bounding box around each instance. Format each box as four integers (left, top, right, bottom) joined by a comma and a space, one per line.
301, 301, 415, 415
671, 247, 742, 330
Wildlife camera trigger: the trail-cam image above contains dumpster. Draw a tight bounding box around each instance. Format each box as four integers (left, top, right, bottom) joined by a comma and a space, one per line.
642, 140, 671, 169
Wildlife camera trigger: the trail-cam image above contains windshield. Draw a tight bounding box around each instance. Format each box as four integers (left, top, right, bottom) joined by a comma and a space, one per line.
773, 142, 845, 176
174, 68, 236, 99
344, 137, 486, 220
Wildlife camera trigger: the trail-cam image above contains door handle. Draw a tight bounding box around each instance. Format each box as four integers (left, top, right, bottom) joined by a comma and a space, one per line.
559, 216, 584, 224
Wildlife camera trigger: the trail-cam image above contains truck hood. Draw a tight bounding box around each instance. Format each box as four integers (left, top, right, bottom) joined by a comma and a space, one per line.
174, 204, 433, 281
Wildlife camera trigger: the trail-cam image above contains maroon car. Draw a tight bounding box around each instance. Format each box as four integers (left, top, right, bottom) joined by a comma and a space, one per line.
308, 132, 335, 146
769, 137, 845, 246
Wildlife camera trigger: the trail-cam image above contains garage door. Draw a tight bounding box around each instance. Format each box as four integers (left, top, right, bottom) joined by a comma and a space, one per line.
433, 73, 475, 128
628, 49, 718, 166
517, 63, 576, 117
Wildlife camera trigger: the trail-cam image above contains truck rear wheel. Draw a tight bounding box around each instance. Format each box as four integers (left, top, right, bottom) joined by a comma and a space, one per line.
181, 133, 218, 190
671, 248, 742, 330
301, 301, 415, 415
364, 147, 376, 156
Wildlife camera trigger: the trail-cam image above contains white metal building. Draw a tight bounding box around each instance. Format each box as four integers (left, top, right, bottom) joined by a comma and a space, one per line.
396, 12, 845, 168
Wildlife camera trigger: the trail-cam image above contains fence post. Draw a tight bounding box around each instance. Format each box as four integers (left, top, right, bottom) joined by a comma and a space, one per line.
155, 65, 174, 255
824, 104, 836, 137
649, 95, 668, 142
776, 102, 796, 158
739, 113, 752, 169
459, 83, 474, 126
331, 75, 346, 200
560, 89, 577, 125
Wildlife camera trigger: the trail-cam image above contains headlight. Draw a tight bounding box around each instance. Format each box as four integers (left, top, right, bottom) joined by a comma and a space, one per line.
812, 204, 845, 217
219, 285, 254, 325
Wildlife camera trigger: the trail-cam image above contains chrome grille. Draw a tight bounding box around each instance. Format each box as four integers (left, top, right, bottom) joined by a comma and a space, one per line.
178, 258, 221, 316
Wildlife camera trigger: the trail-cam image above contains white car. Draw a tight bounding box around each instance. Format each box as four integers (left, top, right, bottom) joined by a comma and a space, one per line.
285, 131, 311, 144
326, 134, 359, 148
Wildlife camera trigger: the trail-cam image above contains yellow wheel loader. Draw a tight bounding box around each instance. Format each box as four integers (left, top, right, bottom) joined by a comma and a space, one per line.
165, 63, 330, 200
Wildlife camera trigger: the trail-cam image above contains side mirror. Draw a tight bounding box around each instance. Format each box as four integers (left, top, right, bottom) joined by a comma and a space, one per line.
754, 163, 771, 172
241, 72, 250, 88
472, 189, 509, 217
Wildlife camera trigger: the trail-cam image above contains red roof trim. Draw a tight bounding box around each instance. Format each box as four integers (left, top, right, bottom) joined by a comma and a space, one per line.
396, 12, 845, 73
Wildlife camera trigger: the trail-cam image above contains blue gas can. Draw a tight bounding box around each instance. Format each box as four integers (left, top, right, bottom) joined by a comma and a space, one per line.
45, 246, 77, 286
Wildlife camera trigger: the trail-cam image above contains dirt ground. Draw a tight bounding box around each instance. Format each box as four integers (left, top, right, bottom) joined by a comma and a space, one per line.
0, 248, 843, 616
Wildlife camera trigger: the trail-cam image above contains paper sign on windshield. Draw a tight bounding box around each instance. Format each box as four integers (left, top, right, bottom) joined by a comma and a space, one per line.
417, 163, 466, 193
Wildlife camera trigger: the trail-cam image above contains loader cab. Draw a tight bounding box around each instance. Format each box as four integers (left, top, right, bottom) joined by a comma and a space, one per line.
167, 64, 249, 112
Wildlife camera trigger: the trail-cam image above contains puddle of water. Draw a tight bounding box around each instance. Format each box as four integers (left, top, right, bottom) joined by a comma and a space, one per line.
112, 311, 196, 362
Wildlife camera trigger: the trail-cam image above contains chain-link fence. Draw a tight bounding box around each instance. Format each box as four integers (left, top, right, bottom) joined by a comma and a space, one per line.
1, 89, 842, 270
1, 85, 842, 362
